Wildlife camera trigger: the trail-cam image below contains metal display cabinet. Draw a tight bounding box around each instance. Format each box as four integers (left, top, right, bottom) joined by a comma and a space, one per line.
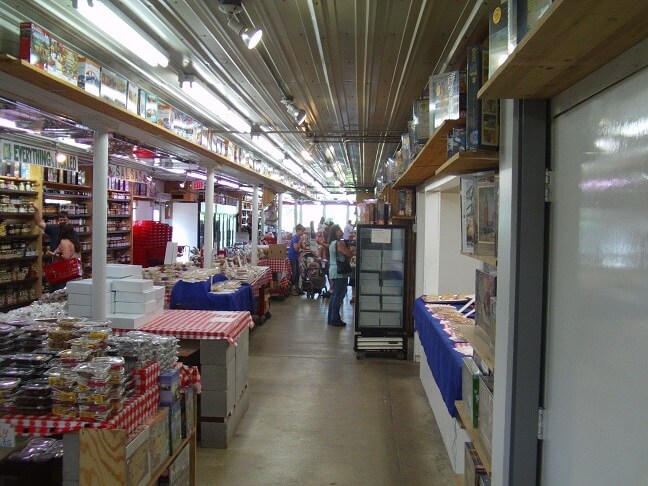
354, 224, 408, 359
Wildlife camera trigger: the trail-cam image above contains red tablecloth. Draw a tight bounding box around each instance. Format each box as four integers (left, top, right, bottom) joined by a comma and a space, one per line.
116, 309, 254, 344
248, 267, 272, 298
257, 258, 291, 277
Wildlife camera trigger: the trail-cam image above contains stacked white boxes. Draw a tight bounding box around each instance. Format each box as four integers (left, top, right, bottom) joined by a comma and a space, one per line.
67, 265, 165, 329
199, 327, 249, 448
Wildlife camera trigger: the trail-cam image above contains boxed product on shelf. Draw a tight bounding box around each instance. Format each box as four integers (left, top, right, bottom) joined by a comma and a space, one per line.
139, 89, 158, 123
462, 357, 482, 428
180, 385, 195, 439
158, 442, 190, 486
48, 36, 79, 85
466, 44, 500, 150
464, 442, 486, 486
488, 2, 510, 77
19, 21, 50, 70
429, 70, 466, 131
460, 172, 498, 257
106, 264, 143, 279
157, 101, 176, 131
77, 57, 101, 97
159, 368, 181, 406
125, 424, 151, 486
100, 67, 118, 104
412, 98, 430, 143
509, 0, 553, 47
148, 408, 171, 474
168, 398, 183, 454
475, 269, 497, 350
114, 72, 128, 108
127, 80, 140, 114
478, 375, 495, 459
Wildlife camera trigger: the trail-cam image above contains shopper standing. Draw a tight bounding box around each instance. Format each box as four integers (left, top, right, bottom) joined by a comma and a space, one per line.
327, 224, 353, 326
288, 224, 305, 295
34, 206, 76, 252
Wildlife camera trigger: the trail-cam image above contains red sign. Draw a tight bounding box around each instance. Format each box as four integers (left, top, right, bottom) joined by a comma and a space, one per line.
192, 180, 205, 190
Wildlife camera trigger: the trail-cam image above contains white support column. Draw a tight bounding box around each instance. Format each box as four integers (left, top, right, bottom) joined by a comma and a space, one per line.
277, 193, 283, 242
204, 167, 215, 269
251, 185, 259, 265
293, 201, 298, 229
260, 193, 266, 239
346, 203, 350, 222
298, 201, 303, 224
91, 127, 108, 320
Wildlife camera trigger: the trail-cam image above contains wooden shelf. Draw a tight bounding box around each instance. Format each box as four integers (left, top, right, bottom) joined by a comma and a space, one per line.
108, 198, 131, 202
460, 251, 497, 266
393, 120, 464, 188
0, 277, 38, 289
453, 324, 495, 372
0, 234, 39, 242
107, 230, 131, 235
107, 214, 131, 219
133, 195, 154, 200
0, 188, 38, 196
0, 176, 37, 183
0, 212, 35, 218
44, 212, 92, 218
435, 150, 499, 177
479, 0, 648, 99
455, 400, 492, 474
107, 189, 130, 194
43, 193, 92, 200
43, 182, 92, 191
146, 432, 195, 486
107, 245, 131, 251
0, 55, 307, 198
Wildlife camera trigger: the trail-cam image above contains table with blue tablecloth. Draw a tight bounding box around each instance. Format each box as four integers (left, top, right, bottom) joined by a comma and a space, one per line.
169, 274, 255, 313
414, 297, 470, 417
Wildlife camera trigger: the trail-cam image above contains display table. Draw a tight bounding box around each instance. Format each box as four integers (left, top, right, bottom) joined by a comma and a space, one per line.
115, 309, 253, 448
257, 258, 291, 297
413, 297, 470, 417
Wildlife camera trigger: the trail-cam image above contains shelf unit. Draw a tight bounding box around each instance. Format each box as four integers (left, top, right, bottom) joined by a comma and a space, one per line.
107, 186, 132, 264
479, 0, 648, 100
0, 173, 42, 308
42, 177, 93, 278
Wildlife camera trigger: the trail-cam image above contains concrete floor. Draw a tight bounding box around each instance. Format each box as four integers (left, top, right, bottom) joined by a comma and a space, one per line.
196, 290, 455, 485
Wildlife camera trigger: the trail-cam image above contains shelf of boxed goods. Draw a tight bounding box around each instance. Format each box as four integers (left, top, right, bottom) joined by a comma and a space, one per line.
478, 0, 648, 100
455, 400, 492, 475
392, 120, 499, 190
107, 190, 133, 264
0, 54, 309, 199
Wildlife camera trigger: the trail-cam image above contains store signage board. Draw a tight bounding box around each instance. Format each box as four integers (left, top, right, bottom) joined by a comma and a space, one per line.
108, 163, 149, 182
1, 138, 78, 170
370, 228, 392, 244
0, 422, 15, 448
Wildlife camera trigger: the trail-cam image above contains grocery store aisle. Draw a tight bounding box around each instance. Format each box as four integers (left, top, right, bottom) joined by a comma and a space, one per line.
195, 289, 454, 485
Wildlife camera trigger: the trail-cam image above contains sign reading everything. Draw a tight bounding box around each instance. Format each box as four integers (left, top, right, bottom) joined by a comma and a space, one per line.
1, 139, 78, 170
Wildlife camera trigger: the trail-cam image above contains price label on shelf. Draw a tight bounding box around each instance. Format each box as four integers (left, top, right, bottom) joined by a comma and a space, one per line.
0, 422, 15, 448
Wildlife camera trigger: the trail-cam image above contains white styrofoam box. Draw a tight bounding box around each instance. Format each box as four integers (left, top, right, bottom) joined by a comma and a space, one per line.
105, 264, 143, 279
107, 307, 163, 329
235, 327, 249, 345
200, 340, 235, 365
200, 386, 249, 448
115, 285, 164, 303
111, 278, 154, 293
68, 302, 114, 318
235, 355, 248, 399
201, 363, 235, 391
66, 278, 94, 295
358, 311, 381, 327
68, 292, 114, 306
200, 389, 235, 417
114, 299, 160, 315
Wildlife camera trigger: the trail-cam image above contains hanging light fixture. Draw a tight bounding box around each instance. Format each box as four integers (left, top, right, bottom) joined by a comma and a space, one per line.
218, 0, 263, 49
281, 96, 307, 126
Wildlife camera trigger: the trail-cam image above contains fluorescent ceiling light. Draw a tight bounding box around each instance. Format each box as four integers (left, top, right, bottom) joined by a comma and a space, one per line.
217, 179, 240, 189
325, 170, 334, 177
334, 180, 341, 186
239, 186, 254, 193
301, 150, 313, 161
187, 171, 207, 180
182, 81, 249, 133
57, 137, 91, 150
164, 168, 186, 174
76, 0, 169, 68
0, 118, 16, 129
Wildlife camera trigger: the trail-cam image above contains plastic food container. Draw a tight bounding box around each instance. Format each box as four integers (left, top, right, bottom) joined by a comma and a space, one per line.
57, 349, 92, 366
0, 367, 35, 379
12, 353, 52, 367
46, 367, 78, 389
73, 362, 111, 381
52, 403, 78, 418
20, 378, 51, 397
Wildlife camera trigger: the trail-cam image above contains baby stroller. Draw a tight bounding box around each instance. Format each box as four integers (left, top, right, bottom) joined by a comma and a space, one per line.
300, 251, 328, 299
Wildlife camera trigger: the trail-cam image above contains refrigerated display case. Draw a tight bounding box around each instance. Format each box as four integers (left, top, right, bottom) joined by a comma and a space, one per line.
354, 224, 408, 358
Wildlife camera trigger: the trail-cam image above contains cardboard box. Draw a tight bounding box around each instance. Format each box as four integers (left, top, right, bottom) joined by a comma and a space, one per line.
159, 369, 181, 406
68, 291, 114, 306
100, 67, 118, 104
139, 89, 158, 122
464, 442, 486, 486
200, 384, 249, 448
49, 37, 78, 85
201, 362, 235, 392
267, 244, 287, 260
429, 70, 467, 131
200, 339, 235, 365
111, 278, 154, 293
168, 399, 183, 454
127, 81, 140, 114
180, 386, 195, 439
466, 44, 499, 151
157, 102, 176, 131
412, 98, 430, 143
478, 375, 495, 458
19, 22, 50, 70
488, 2, 509, 77
125, 425, 150, 486
462, 357, 482, 428
148, 408, 170, 473
114, 72, 128, 108
68, 302, 114, 318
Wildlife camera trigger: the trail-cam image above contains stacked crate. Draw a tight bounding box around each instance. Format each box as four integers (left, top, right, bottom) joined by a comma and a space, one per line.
133, 221, 173, 267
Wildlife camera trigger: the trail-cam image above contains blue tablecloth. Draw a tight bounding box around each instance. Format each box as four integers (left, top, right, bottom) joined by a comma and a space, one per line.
414, 297, 465, 417
169, 275, 255, 313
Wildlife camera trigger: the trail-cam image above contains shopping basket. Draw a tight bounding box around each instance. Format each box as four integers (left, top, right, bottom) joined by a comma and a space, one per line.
43, 257, 82, 285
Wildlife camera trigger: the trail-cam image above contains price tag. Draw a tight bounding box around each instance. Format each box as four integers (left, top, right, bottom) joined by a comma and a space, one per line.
0, 422, 15, 448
